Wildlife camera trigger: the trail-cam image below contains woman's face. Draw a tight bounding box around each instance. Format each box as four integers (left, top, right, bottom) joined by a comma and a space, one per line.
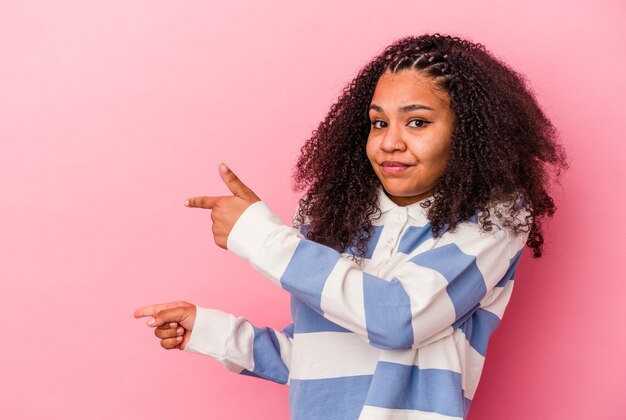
366, 69, 455, 206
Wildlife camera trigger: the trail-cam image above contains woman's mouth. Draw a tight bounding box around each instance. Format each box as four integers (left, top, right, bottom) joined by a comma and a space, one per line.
381, 161, 411, 174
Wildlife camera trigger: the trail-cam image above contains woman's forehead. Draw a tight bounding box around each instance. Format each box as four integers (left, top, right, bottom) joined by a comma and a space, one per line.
370, 69, 450, 109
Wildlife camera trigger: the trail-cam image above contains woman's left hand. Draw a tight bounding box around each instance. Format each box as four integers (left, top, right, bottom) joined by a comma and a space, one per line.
185, 163, 261, 249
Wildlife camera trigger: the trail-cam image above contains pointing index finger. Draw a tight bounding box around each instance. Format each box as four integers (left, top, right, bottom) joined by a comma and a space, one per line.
184, 196, 222, 209
133, 302, 186, 318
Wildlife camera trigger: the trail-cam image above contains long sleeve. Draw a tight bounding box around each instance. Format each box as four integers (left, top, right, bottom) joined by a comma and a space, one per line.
184, 306, 293, 384
227, 201, 525, 351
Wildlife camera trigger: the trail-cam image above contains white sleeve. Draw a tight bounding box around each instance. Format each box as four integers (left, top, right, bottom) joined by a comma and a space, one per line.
227, 201, 526, 350
184, 305, 293, 384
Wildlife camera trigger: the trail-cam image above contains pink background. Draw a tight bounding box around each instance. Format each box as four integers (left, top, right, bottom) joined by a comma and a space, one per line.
1, 1, 624, 419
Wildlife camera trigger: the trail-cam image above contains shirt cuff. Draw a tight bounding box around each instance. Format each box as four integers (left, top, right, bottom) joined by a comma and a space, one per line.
227, 200, 285, 263
183, 305, 234, 360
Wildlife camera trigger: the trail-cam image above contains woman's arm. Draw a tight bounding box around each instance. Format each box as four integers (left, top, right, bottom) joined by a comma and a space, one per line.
228, 201, 526, 351
185, 306, 293, 385
135, 302, 293, 385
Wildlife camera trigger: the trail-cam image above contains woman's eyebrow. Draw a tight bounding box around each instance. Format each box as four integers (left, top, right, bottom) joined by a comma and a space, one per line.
369, 103, 435, 112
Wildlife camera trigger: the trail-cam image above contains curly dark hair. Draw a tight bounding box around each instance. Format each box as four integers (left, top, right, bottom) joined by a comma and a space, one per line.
292, 33, 568, 260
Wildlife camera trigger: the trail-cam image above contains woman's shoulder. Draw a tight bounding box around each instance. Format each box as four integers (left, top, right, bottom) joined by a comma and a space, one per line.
448, 197, 531, 258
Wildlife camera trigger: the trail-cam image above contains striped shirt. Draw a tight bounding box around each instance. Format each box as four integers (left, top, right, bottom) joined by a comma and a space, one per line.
185, 187, 529, 419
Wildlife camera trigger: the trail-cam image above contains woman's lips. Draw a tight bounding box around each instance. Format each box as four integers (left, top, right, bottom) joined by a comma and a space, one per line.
381, 161, 411, 174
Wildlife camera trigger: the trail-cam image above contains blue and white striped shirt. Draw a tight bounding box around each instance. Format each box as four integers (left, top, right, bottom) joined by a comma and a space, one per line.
185, 187, 528, 419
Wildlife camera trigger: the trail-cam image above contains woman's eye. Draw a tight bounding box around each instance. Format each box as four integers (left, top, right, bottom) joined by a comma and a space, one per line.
370, 119, 429, 129
408, 119, 429, 128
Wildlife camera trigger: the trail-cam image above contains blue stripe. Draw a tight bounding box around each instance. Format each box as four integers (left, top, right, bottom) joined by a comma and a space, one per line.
397, 225, 433, 254
458, 308, 501, 356
280, 239, 340, 312
291, 296, 350, 334
466, 213, 479, 224
451, 303, 480, 330
363, 273, 413, 349
343, 225, 384, 259
249, 326, 289, 384
281, 323, 295, 339
496, 249, 523, 287
464, 397, 472, 417
410, 244, 487, 321
290, 375, 373, 420
239, 368, 263, 379
365, 361, 464, 418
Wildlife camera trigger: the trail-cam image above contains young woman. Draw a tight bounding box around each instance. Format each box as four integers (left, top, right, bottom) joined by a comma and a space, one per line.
135, 33, 567, 419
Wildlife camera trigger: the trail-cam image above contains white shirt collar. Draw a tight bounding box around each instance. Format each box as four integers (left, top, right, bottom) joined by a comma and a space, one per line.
376, 187, 431, 221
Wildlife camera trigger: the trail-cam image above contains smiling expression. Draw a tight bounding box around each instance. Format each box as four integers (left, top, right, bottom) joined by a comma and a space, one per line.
366, 69, 456, 206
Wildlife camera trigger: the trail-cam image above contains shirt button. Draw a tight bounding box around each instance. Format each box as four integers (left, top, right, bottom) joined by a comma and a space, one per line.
387, 238, 394, 244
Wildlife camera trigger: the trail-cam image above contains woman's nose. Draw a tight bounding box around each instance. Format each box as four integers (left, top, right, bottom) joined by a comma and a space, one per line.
380, 123, 406, 152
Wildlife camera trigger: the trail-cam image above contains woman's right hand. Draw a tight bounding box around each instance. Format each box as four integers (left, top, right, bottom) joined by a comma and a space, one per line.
134, 301, 197, 350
